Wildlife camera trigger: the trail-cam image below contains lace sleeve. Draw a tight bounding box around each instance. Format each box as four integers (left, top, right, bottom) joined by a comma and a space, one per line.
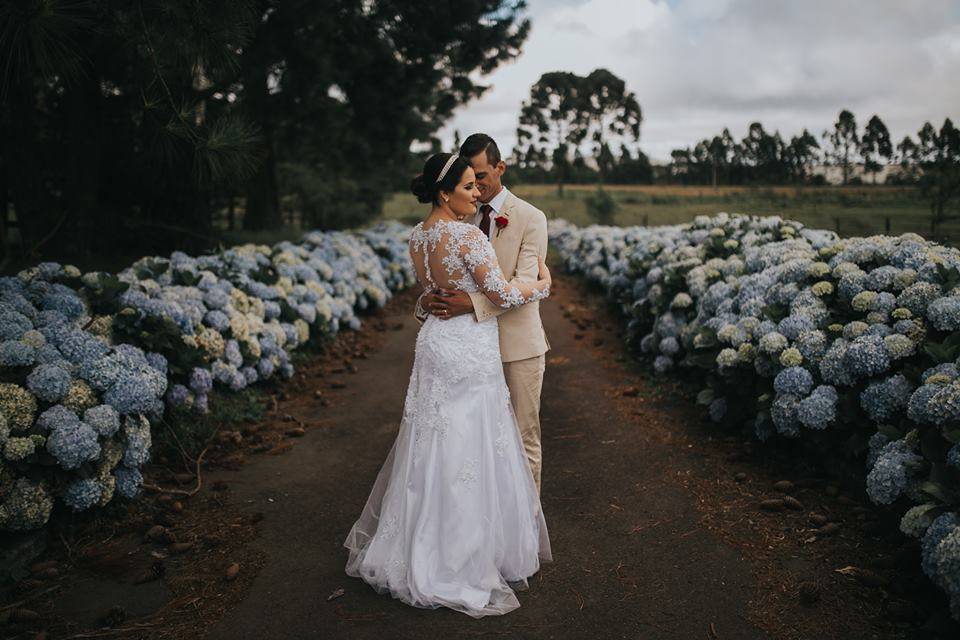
414, 289, 430, 323
458, 225, 549, 309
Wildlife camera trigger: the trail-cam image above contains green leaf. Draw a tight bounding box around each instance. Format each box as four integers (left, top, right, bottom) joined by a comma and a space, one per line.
918, 480, 952, 504
936, 264, 960, 291
942, 425, 960, 444
762, 303, 786, 322
877, 424, 903, 440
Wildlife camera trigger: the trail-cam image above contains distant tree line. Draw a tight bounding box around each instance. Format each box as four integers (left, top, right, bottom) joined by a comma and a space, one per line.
666, 111, 960, 232
0, 0, 530, 269
666, 111, 958, 188
504, 73, 959, 230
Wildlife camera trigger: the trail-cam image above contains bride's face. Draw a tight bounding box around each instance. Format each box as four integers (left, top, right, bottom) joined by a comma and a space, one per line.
442, 167, 481, 219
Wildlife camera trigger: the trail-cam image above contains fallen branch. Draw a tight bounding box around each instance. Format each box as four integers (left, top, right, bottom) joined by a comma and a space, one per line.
142, 444, 210, 497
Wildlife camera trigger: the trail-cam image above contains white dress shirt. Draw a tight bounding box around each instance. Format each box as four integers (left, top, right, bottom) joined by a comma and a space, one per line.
471, 186, 511, 241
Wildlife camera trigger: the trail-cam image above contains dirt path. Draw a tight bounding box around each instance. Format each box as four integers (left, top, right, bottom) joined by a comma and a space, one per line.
11, 273, 936, 639
196, 276, 766, 640
188, 272, 936, 640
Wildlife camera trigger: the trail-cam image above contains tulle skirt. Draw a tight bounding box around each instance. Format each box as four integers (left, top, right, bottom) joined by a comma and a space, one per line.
343, 314, 552, 617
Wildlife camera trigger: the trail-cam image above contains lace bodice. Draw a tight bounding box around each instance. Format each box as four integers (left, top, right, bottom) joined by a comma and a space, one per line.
409, 219, 549, 309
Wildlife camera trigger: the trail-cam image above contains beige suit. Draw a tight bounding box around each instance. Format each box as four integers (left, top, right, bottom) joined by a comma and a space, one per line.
472, 192, 550, 493
415, 190, 550, 493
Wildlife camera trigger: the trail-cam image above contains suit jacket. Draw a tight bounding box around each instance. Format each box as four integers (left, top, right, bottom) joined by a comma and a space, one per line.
467, 191, 551, 362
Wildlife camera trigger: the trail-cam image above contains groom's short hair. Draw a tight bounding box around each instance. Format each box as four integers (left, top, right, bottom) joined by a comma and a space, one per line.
460, 133, 502, 166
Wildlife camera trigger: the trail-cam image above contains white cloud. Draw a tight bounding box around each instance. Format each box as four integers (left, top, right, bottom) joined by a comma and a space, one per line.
438, 0, 960, 164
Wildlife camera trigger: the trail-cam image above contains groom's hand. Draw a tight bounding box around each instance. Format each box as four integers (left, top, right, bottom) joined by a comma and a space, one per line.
428, 289, 474, 320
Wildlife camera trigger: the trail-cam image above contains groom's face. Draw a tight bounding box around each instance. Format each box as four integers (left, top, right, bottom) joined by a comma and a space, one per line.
467, 151, 505, 204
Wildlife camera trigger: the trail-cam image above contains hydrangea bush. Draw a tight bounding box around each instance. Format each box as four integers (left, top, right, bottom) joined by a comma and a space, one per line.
0, 222, 414, 532
550, 213, 960, 618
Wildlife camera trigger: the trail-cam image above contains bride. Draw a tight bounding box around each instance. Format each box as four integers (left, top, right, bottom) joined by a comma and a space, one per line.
343, 152, 553, 617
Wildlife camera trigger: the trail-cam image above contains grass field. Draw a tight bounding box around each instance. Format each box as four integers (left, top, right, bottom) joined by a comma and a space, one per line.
381, 184, 957, 242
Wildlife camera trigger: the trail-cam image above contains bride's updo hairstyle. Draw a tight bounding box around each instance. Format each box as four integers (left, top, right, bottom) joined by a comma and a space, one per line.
410, 152, 471, 205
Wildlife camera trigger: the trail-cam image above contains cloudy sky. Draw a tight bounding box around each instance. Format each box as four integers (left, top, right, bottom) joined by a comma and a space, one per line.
438, 0, 960, 163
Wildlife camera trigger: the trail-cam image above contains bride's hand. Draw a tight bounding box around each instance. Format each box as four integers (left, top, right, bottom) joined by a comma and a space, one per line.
537, 255, 551, 287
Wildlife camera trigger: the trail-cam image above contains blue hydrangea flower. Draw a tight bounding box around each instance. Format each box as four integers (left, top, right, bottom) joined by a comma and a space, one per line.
928, 297, 960, 331
203, 309, 230, 332
860, 374, 913, 422
114, 465, 144, 498
908, 383, 941, 425
820, 338, 854, 386
934, 528, 960, 599
63, 478, 102, 511
0, 310, 33, 340
203, 288, 230, 310
865, 438, 923, 505
25, 363, 71, 402
922, 513, 960, 580
241, 366, 258, 385
46, 421, 101, 470
256, 358, 275, 379
897, 282, 941, 315
771, 394, 801, 437
843, 335, 890, 378
145, 352, 168, 376
224, 340, 243, 367
121, 416, 151, 468
795, 330, 828, 361
653, 355, 673, 374
778, 315, 814, 341
36, 404, 80, 432
708, 398, 727, 422
774, 366, 814, 396
866, 431, 890, 468
797, 385, 838, 430
166, 384, 192, 408
83, 404, 120, 438
103, 370, 167, 415
0, 340, 36, 367
659, 336, 680, 356
189, 367, 213, 394
264, 301, 281, 320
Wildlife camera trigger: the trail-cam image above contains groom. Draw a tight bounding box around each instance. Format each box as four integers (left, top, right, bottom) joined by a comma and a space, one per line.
416, 133, 550, 494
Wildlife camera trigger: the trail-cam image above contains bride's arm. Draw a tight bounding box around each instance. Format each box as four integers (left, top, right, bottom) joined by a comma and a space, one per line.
460, 226, 550, 309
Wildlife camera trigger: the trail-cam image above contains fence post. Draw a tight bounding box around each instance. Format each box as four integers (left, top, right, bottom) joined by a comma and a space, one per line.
643, 214, 649, 227
834, 217, 840, 234
885, 217, 890, 234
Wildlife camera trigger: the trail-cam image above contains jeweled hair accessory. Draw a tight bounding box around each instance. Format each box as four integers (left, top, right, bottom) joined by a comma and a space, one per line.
435, 154, 459, 183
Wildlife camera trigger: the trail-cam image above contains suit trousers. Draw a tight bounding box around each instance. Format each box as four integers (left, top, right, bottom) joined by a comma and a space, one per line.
502, 354, 546, 494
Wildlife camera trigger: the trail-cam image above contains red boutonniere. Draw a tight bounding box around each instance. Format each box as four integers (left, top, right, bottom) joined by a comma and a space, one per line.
494, 215, 509, 237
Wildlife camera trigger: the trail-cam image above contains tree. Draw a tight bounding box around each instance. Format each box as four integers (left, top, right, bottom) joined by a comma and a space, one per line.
784, 129, 820, 183
0, 0, 261, 265
913, 119, 960, 233
860, 115, 893, 184
608, 143, 653, 184
822, 110, 860, 185
516, 68, 642, 194
706, 132, 734, 187
581, 69, 642, 184
894, 135, 920, 183
516, 71, 589, 196
240, 0, 531, 230
0, 0, 532, 269
740, 122, 787, 184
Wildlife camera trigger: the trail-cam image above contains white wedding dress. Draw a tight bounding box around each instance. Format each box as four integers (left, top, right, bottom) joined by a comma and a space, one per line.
343, 218, 552, 618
